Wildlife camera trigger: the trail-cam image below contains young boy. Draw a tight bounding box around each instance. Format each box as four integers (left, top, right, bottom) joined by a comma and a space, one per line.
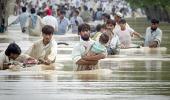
0, 43, 34, 70
115, 19, 142, 48
105, 19, 121, 55
92, 24, 107, 41
26, 25, 57, 66
86, 33, 109, 56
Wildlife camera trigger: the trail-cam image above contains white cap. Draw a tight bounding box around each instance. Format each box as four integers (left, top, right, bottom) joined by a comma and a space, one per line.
115, 12, 123, 18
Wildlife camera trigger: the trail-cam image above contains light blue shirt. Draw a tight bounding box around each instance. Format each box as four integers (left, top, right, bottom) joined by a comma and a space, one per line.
144, 27, 162, 47
12, 12, 29, 29
91, 41, 107, 54
56, 17, 70, 35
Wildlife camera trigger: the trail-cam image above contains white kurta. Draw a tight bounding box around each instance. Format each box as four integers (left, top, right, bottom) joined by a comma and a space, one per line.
43, 15, 58, 31
144, 27, 162, 47
26, 38, 57, 62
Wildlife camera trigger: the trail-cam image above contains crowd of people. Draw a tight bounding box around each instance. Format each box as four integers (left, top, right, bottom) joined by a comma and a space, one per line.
0, 0, 162, 71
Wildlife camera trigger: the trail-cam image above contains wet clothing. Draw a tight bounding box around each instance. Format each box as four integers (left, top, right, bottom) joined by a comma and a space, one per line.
92, 32, 102, 41
72, 39, 100, 71
91, 41, 107, 54
26, 15, 44, 36
144, 27, 162, 47
0, 52, 30, 70
12, 12, 29, 31
106, 34, 121, 55
113, 23, 130, 32
43, 15, 58, 31
115, 27, 134, 48
26, 38, 57, 62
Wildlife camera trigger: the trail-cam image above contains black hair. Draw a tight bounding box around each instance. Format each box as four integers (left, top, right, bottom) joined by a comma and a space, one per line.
151, 19, 159, 24
99, 33, 109, 44
57, 8, 61, 12
5, 43, 21, 56
78, 23, 90, 33
31, 8, 36, 14
22, 7, 27, 12
119, 19, 126, 24
74, 9, 79, 15
102, 13, 110, 19
106, 19, 116, 26
83, 5, 88, 11
96, 24, 102, 32
42, 25, 54, 35
60, 10, 66, 15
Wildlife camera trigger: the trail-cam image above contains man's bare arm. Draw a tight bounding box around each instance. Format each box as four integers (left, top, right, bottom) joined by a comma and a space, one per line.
133, 32, 144, 39
82, 54, 106, 61
76, 59, 98, 65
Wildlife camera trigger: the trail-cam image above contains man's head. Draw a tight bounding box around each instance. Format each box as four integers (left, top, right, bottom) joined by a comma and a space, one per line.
99, 33, 109, 45
57, 8, 61, 17
100, 24, 107, 34
151, 19, 159, 31
114, 12, 123, 23
106, 19, 116, 30
59, 10, 66, 19
22, 7, 27, 12
42, 25, 54, 44
83, 5, 88, 11
30, 8, 36, 14
96, 24, 102, 32
5, 43, 21, 60
78, 23, 91, 41
73, 9, 79, 17
102, 13, 110, 23
119, 19, 126, 30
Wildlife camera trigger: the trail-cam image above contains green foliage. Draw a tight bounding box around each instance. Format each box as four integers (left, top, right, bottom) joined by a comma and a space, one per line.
126, 0, 170, 8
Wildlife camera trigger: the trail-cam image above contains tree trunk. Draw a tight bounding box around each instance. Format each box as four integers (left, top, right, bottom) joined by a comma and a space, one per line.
0, 0, 15, 33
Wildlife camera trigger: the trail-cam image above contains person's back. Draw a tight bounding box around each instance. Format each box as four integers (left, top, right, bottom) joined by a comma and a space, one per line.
11, 7, 29, 32
43, 9, 58, 31
26, 8, 44, 36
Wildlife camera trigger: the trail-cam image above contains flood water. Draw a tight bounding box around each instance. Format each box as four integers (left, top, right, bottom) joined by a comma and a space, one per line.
0, 18, 170, 100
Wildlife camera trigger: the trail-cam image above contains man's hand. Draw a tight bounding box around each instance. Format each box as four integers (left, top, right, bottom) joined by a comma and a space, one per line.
38, 58, 52, 65
149, 41, 158, 48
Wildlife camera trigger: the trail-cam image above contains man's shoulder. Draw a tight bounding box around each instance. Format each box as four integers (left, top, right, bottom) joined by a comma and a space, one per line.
146, 27, 151, 30
156, 28, 162, 33
33, 39, 43, 46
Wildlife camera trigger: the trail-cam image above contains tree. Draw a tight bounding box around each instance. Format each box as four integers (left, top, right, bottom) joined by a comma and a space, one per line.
0, 0, 16, 33
126, 0, 170, 22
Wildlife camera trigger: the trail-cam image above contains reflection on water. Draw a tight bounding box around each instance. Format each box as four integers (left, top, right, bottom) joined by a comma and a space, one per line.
0, 61, 170, 100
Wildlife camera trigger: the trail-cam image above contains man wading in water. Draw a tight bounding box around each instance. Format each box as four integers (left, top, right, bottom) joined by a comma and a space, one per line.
72, 23, 107, 71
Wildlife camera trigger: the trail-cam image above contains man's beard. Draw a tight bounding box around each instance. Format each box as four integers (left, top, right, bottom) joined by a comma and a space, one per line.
81, 34, 90, 41
151, 27, 157, 31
